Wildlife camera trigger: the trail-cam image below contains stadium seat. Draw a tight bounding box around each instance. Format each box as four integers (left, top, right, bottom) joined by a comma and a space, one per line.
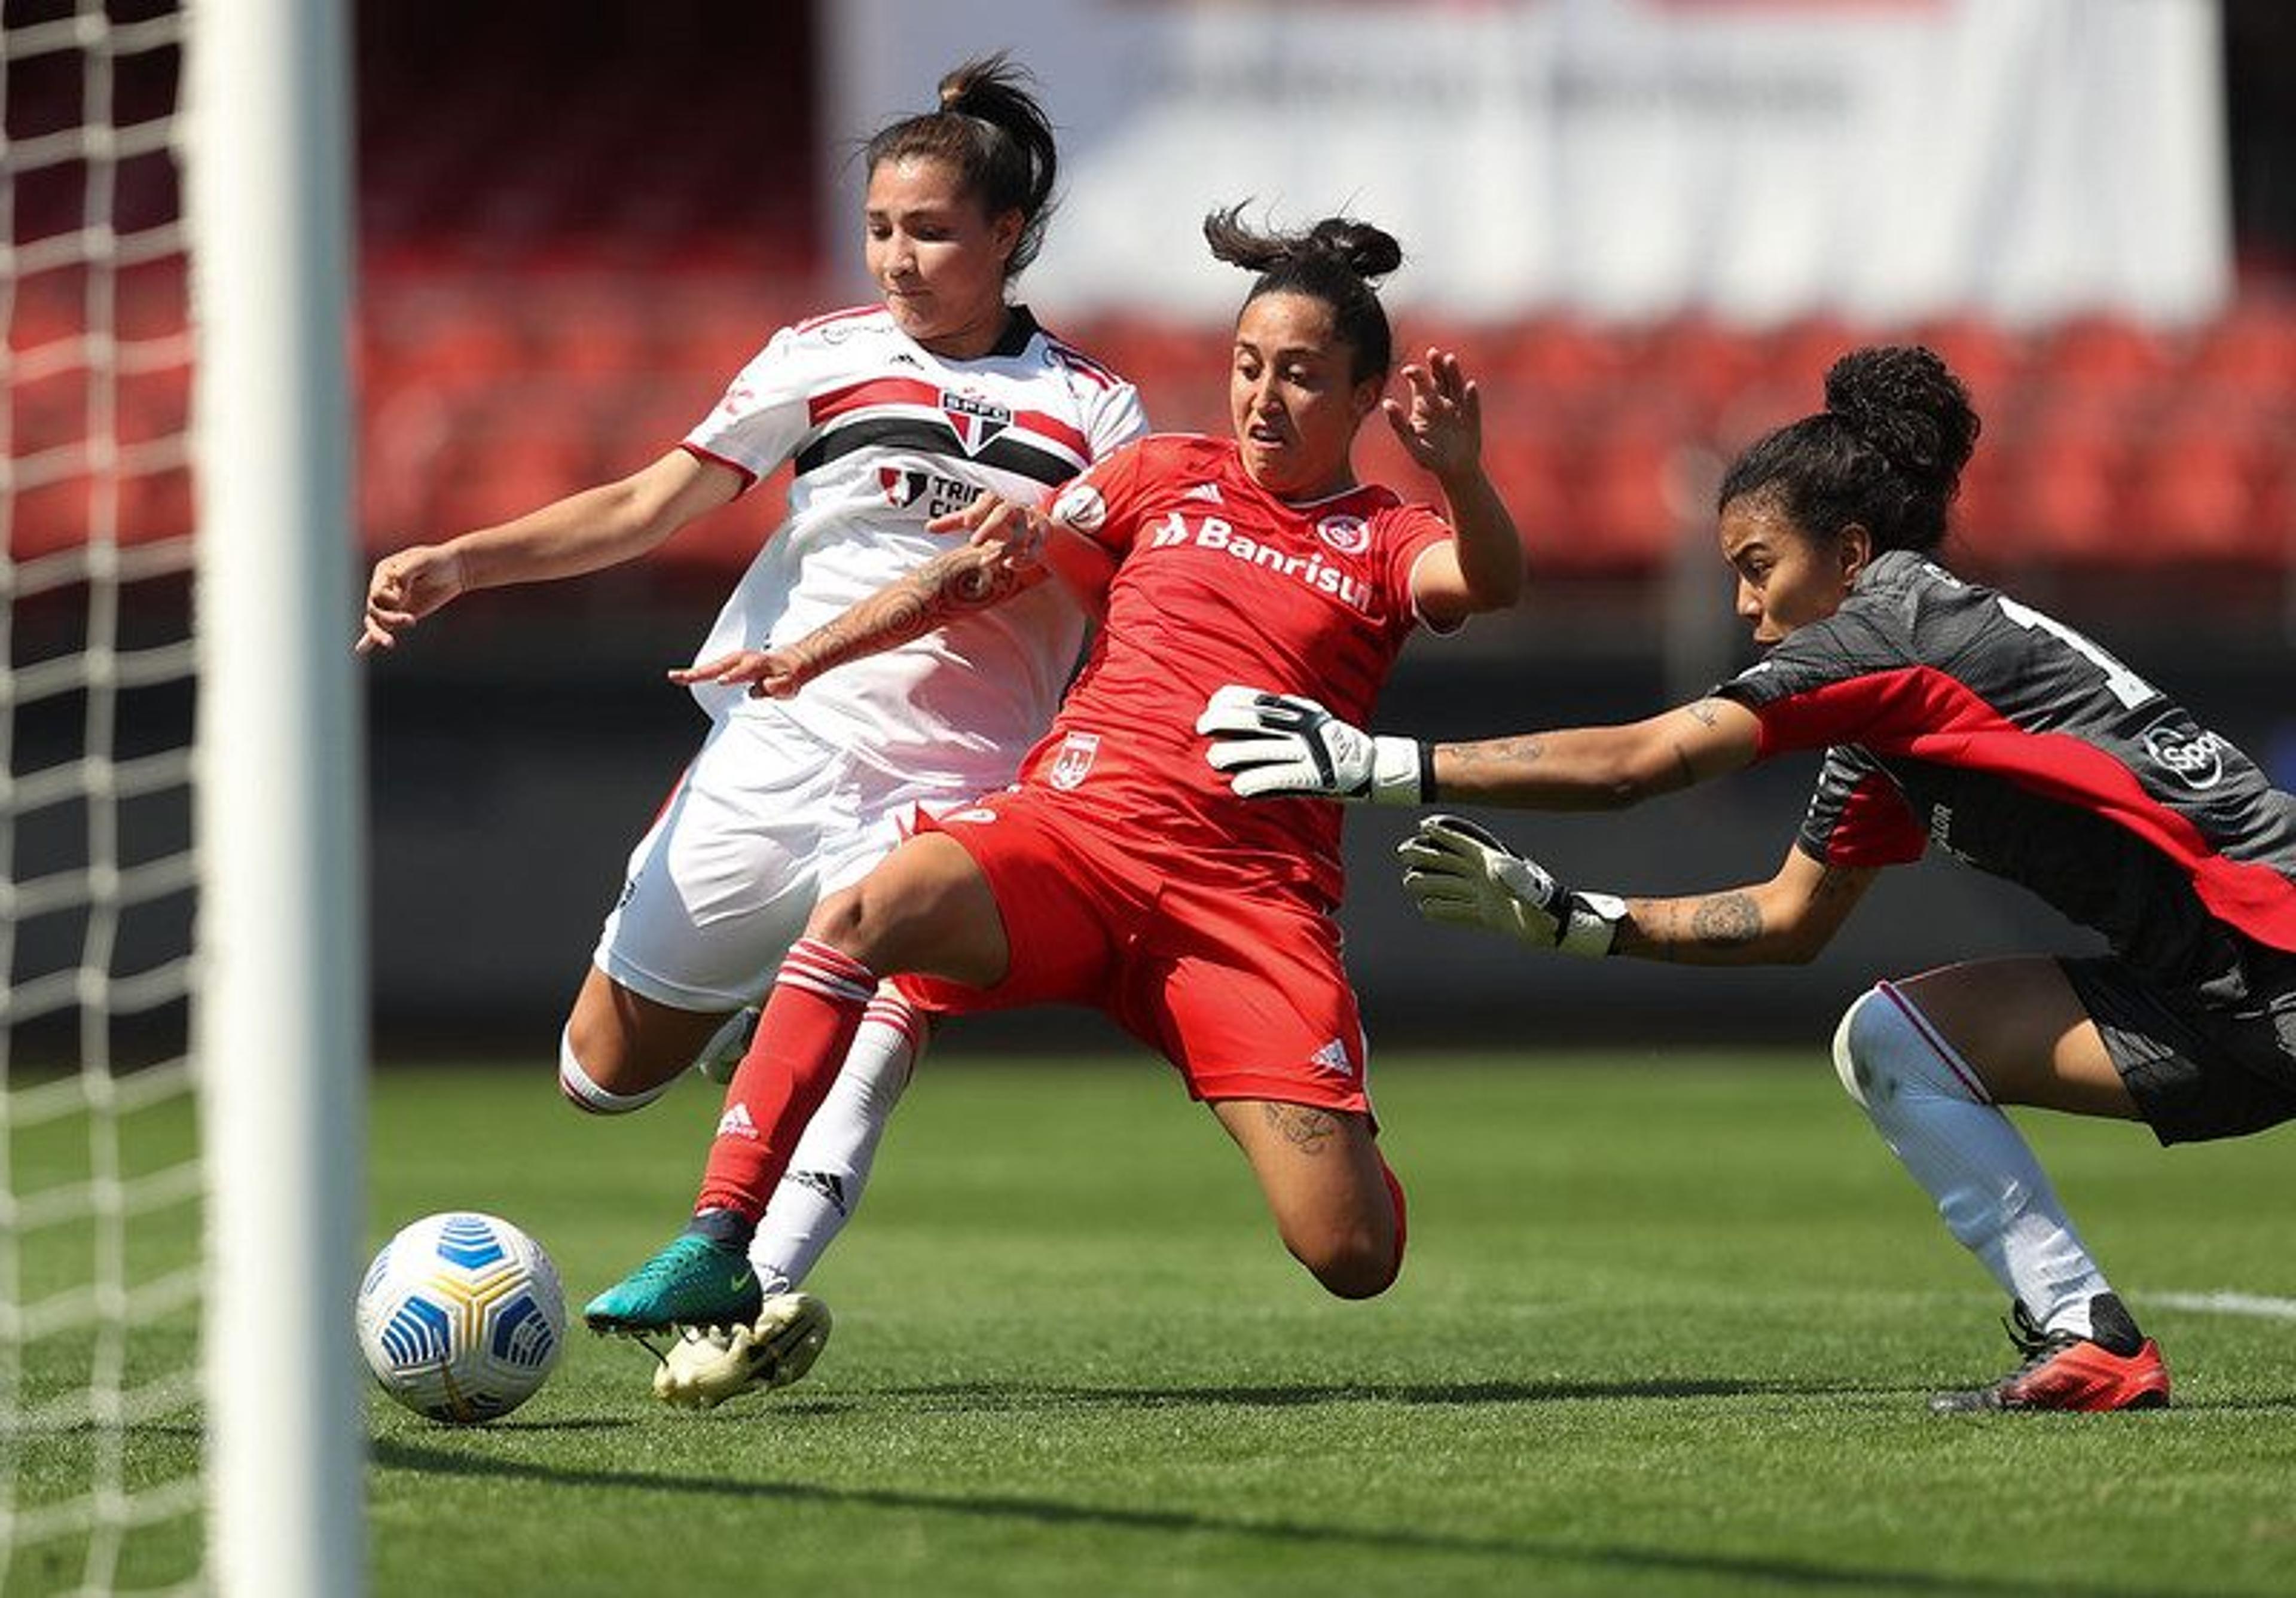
2121, 402, 2282, 562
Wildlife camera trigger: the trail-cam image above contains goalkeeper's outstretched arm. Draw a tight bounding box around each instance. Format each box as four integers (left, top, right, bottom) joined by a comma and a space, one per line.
1199, 688, 1762, 809
1400, 817, 1877, 967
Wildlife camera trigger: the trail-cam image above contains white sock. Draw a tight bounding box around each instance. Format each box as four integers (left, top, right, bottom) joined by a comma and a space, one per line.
557, 1028, 677, 1115
1833, 981, 2113, 1339
749, 990, 923, 1293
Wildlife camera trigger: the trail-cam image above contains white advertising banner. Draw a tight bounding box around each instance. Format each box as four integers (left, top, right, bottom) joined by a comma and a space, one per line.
825, 0, 2230, 325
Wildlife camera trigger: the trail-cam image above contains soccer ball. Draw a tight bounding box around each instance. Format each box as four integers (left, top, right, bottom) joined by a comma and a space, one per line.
355, 1211, 565, 1423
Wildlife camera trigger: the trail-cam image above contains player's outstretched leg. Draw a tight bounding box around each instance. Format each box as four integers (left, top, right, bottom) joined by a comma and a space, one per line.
751, 991, 923, 1292
1929, 1293, 2170, 1413
652, 1293, 835, 1410
585, 938, 878, 1334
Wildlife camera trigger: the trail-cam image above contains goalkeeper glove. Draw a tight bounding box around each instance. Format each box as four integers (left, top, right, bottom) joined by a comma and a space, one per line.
1196, 684, 1430, 804
1396, 814, 1625, 958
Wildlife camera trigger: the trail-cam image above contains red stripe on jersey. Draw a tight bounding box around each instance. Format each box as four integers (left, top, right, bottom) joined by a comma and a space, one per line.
1752, 666, 2296, 950
807, 377, 1092, 461
807, 375, 941, 423
1046, 337, 1123, 391
793, 304, 883, 334
1825, 772, 1926, 866
680, 440, 758, 493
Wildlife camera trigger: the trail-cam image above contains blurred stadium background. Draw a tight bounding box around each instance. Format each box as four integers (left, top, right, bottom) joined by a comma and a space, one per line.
15, 0, 2296, 1057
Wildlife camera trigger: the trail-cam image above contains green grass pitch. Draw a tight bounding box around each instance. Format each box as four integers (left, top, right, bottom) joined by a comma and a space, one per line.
14, 1052, 2296, 1594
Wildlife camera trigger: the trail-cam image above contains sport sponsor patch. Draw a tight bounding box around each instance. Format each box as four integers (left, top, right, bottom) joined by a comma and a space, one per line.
2140, 716, 2230, 791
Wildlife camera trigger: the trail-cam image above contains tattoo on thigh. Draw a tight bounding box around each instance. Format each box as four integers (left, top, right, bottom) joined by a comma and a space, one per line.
1261, 1102, 1339, 1154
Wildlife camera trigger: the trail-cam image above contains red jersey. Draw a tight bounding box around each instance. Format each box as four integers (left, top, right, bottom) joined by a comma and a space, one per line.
1013, 433, 1452, 906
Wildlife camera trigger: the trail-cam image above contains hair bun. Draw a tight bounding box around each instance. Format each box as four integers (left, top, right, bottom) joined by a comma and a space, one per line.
1303, 218, 1403, 283
1822, 346, 1979, 502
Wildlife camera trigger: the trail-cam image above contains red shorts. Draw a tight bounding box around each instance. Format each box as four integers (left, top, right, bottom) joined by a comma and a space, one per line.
899, 787, 1373, 1117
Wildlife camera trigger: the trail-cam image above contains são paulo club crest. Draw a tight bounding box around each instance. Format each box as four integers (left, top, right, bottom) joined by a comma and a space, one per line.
940, 390, 1012, 455
1048, 731, 1100, 790
1315, 514, 1370, 554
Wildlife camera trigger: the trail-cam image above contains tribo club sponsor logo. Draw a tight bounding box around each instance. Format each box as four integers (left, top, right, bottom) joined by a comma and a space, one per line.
879, 466, 978, 520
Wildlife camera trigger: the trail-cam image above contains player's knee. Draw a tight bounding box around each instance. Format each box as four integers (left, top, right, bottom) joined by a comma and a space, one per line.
1830, 985, 1890, 1109
799, 886, 884, 965
1831, 980, 1985, 1114
1290, 1206, 1405, 1300
557, 1025, 674, 1116
1303, 1235, 1401, 1300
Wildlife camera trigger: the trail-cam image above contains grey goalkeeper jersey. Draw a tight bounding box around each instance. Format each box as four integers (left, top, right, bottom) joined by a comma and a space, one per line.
1715, 551, 2296, 990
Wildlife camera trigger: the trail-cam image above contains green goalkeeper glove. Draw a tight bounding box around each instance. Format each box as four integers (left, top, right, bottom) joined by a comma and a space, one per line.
1196, 684, 1430, 804
1396, 814, 1625, 958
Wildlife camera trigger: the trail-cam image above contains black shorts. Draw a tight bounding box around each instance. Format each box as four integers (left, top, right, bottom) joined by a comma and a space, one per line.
2062, 951, 2296, 1145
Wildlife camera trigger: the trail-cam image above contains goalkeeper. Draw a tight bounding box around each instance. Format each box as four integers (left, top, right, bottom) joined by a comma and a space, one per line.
1201, 345, 2296, 1416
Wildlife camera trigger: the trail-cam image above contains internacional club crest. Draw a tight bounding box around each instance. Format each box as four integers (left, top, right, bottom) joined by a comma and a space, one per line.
1048, 731, 1101, 790
1315, 514, 1370, 554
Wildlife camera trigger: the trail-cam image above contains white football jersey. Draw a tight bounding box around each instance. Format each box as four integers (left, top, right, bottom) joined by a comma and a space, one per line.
683, 304, 1147, 788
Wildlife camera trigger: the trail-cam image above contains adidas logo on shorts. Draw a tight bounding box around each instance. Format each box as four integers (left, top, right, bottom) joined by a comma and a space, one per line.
1309, 1038, 1355, 1078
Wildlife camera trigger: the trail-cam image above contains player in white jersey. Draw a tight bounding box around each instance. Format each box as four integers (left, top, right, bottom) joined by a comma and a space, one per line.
359, 57, 1146, 1360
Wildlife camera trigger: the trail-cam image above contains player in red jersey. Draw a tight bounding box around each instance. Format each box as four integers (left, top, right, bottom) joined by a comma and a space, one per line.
1202, 345, 2296, 1413
586, 206, 1526, 1374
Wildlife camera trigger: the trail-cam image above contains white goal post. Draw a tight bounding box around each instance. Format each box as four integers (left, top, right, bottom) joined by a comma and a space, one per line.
185, 0, 365, 1593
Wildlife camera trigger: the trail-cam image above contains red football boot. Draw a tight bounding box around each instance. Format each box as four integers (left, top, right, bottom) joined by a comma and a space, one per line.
1929, 1294, 2170, 1413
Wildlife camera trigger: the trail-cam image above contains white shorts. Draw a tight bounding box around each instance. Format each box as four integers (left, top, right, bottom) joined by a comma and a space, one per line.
593, 710, 991, 1012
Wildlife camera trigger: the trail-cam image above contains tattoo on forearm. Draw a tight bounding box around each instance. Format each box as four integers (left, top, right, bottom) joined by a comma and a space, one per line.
1690, 893, 1762, 948
1450, 736, 1543, 771
781, 547, 1033, 679
1684, 699, 1720, 728
1261, 1102, 1339, 1155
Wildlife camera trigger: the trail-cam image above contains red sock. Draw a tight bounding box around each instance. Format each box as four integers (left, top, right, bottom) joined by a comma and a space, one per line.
694, 939, 877, 1222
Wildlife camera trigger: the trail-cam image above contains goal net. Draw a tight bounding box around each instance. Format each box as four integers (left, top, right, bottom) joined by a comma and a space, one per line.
2, 2, 362, 1593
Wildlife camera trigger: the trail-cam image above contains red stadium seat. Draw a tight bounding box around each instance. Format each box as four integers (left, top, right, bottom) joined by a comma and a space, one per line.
1633, 314, 1765, 430
2121, 402, 2283, 562
2181, 302, 2296, 405
1996, 408, 2135, 563
2031, 314, 2174, 401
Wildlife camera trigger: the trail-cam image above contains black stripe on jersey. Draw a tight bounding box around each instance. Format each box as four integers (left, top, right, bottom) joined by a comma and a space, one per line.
794, 417, 1079, 488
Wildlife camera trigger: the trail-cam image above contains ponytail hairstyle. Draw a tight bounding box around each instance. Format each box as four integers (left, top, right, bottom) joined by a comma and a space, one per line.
1204, 205, 1403, 384
864, 53, 1060, 278
1717, 346, 1981, 557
